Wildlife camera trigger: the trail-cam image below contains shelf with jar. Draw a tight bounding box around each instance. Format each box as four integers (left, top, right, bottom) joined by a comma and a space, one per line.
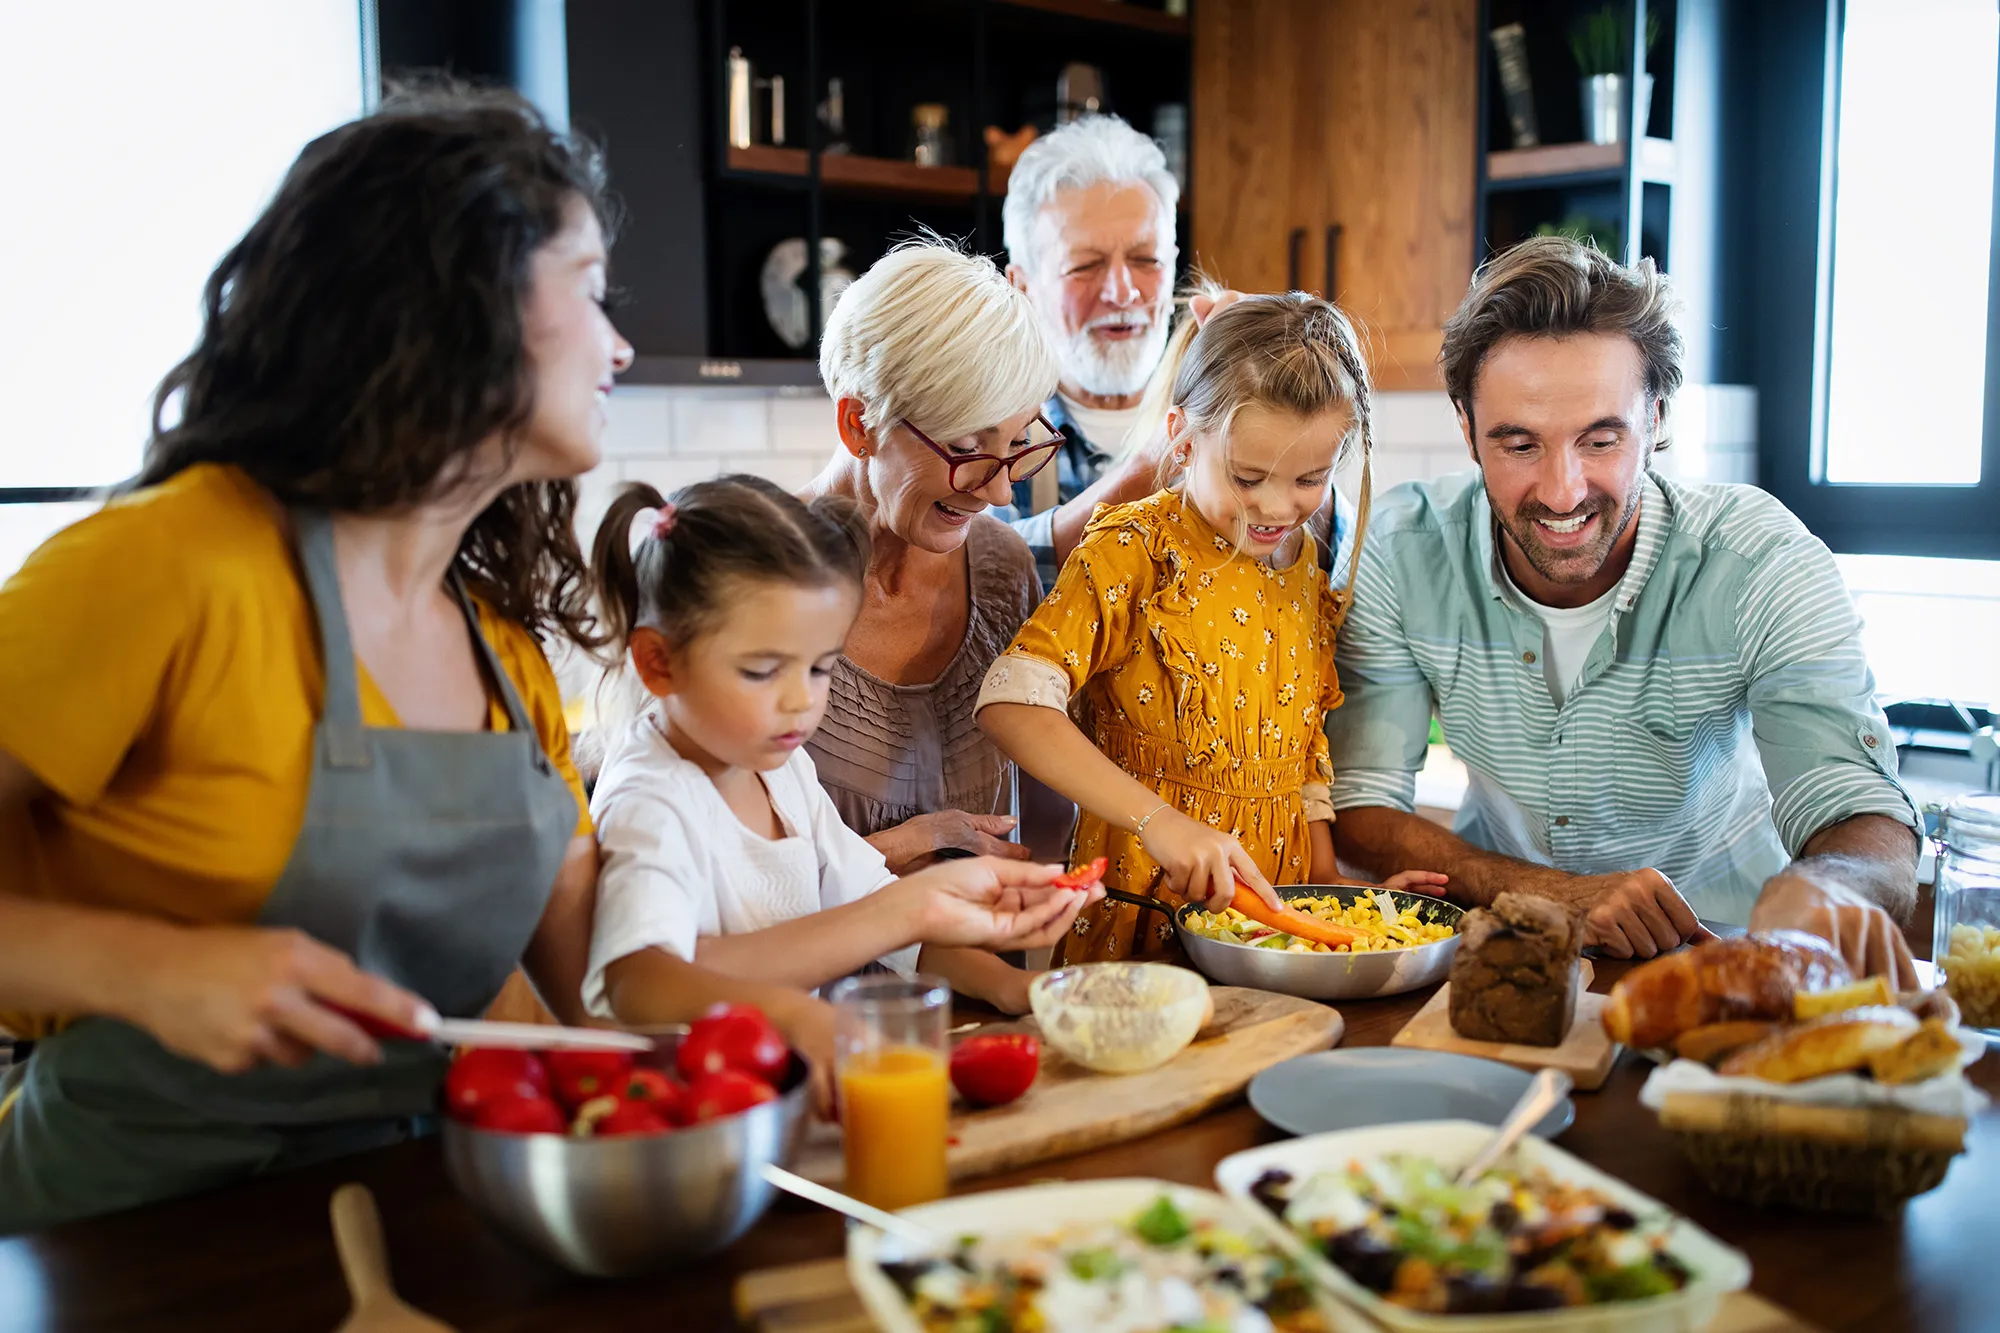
1477, 0, 1702, 264
699, 0, 1193, 366
376, 0, 1195, 374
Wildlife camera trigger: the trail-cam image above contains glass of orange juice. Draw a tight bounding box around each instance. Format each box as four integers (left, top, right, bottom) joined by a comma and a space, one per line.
829, 973, 950, 1211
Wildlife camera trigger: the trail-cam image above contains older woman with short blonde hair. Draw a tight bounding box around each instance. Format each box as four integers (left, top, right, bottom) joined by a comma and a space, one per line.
801, 240, 1063, 1012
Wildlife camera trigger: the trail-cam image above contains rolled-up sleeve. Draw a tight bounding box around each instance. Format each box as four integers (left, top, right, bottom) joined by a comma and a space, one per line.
1324, 534, 1433, 814
1735, 535, 1921, 854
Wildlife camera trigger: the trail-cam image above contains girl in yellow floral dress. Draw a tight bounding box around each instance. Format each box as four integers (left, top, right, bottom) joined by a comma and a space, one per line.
977, 293, 1444, 964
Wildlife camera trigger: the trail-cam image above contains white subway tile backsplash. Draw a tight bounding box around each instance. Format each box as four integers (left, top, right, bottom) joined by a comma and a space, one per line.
620, 456, 729, 497
1703, 385, 1758, 447
768, 391, 834, 457
1372, 391, 1464, 449
672, 389, 770, 455
757, 452, 834, 491
599, 386, 673, 458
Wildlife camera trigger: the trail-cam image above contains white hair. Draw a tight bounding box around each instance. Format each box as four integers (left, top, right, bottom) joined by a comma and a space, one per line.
818, 238, 1060, 442
1002, 115, 1181, 275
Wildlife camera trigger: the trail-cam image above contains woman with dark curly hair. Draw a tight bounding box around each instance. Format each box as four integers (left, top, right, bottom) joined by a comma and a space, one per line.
0, 84, 732, 1232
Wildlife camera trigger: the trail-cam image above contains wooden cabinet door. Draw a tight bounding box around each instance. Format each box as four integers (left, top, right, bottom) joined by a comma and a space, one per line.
1191, 0, 1333, 297
1193, 0, 1478, 391
1322, 0, 1478, 390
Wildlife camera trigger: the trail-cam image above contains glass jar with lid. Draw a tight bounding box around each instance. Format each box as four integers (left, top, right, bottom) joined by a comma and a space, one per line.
1933, 793, 2000, 1035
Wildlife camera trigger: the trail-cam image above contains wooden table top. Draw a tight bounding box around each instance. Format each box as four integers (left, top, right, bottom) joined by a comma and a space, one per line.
4, 961, 1995, 1333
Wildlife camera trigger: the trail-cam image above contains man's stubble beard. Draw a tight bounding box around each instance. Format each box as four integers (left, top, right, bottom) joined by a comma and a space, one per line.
1501, 472, 1644, 586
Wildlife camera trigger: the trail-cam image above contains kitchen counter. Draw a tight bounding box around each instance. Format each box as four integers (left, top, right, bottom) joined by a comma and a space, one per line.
4, 961, 1995, 1332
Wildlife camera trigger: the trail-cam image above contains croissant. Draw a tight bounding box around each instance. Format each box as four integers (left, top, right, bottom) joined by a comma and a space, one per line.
1717, 1005, 1919, 1082
1601, 930, 1852, 1049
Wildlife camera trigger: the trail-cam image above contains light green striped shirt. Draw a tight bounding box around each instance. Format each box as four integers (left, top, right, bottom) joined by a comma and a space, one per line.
1325, 470, 1920, 925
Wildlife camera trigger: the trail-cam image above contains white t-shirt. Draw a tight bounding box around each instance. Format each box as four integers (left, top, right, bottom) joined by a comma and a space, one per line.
582, 713, 910, 1018
1058, 392, 1146, 458
1500, 564, 1619, 709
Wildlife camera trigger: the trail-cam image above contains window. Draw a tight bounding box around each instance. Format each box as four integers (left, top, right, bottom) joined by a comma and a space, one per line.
0, 2, 368, 575
1822, 0, 1995, 486
1783, 0, 2000, 556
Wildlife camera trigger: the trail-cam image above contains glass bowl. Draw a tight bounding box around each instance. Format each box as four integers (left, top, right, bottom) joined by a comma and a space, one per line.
1028, 962, 1211, 1074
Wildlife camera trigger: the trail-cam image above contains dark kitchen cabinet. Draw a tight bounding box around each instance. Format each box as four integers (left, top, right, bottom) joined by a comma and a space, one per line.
379, 0, 1193, 386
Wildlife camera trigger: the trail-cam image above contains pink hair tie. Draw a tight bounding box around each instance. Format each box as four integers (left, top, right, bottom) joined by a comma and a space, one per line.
627, 503, 679, 557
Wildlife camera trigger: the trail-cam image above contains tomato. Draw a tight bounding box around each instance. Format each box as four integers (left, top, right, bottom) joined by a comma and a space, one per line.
677, 1004, 790, 1083
471, 1094, 567, 1135
682, 1070, 779, 1123
595, 1099, 673, 1137
949, 1033, 1040, 1107
444, 1049, 549, 1122
1053, 857, 1109, 891
545, 1050, 635, 1109
620, 1068, 687, 1124
570, 1093, 673, 1138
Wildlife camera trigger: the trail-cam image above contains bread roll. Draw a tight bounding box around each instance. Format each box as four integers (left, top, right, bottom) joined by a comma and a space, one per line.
1717, 1005, 1918, 1083
1448, 893, 1582, 1047
1869, 1019, 1963, 1085
1601, 930, 1852, 1049
1672, 1020, 1783, 1066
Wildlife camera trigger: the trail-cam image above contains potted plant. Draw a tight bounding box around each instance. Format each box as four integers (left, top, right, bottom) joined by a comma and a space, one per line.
1571, 4, 1661, 145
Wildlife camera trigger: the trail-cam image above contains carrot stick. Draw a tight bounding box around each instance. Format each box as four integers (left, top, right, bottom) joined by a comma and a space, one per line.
1228, 878, 1367, 949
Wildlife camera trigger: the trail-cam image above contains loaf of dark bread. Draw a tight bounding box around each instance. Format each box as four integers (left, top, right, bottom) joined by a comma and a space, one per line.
1448, 893, 1582, 1047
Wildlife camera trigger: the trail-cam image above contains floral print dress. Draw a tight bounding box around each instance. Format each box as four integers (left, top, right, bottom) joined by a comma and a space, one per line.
977, 490, 1350, 966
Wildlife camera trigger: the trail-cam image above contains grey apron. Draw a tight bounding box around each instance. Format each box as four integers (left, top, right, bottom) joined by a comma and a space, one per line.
0, 510, 577, 1234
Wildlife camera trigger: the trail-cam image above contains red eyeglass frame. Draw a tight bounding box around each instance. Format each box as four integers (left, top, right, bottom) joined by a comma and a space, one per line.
901, 415, 1063, 493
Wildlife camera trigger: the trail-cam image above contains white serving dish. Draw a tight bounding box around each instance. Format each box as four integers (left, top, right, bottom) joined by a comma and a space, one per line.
847, 1177, 1362, 1333
1215, 1120, 1751, 1333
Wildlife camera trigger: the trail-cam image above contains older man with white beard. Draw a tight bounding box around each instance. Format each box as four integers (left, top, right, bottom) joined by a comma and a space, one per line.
1002, 116, 1355, 591
1000, 116, 1180, 591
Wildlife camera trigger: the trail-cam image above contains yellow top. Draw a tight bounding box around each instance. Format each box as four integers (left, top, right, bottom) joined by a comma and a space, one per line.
981, 490, 1344, 965
0, 464, 589, 1038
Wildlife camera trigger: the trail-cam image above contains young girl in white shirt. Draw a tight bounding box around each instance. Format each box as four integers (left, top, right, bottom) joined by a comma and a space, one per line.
581, 475, 1092, 1067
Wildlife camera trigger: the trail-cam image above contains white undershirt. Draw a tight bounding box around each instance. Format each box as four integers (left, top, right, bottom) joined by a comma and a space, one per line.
1058, 392, 1146, 458
581, 713, 910, 1017
1500, 562, 1619, 708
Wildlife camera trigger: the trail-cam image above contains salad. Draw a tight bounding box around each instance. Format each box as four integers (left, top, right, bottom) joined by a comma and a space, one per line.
1247, 1156, 1692, 1314
1187, 891, 1456, 955
878, 1194, 1327, 1333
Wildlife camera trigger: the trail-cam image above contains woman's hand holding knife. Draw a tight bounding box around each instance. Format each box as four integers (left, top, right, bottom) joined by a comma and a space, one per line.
125, 924, 429, 1073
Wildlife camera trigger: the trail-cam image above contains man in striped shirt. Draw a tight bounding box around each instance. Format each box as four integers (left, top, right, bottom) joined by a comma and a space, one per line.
1325, 238, 1922, 986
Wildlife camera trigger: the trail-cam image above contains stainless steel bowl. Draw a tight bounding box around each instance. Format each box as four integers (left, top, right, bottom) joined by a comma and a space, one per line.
442, 1031, 809, 1276
1171, 884, 1464, 1001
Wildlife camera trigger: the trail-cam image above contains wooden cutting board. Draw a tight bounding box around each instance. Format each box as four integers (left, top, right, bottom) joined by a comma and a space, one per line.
733, 1258, 1826, 1332
1391, 960, 1621, 1091
790, 986, 1342, 1186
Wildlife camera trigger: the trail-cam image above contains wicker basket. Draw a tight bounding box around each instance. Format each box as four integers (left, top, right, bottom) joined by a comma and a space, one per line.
1659, 1092, 1967, 1216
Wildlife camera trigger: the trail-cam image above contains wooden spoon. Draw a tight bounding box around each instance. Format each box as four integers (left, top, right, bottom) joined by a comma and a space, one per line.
330, 1184, 456, 1333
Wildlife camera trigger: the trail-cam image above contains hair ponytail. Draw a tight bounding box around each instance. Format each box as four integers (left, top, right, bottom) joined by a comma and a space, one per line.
588, 473, 873, 666
588, 481, 669, 662
1121, 279, 1223, 470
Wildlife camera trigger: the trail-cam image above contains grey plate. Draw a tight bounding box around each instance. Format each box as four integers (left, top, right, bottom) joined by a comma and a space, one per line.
1249, 1048, 1575, 1139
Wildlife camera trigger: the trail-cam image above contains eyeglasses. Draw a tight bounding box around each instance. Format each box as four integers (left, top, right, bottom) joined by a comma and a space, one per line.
902, 415, 1063, 493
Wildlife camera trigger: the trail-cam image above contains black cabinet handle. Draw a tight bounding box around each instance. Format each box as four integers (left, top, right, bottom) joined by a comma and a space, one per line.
1287, 227, 1306, 292
1324, 224, 1344, 304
